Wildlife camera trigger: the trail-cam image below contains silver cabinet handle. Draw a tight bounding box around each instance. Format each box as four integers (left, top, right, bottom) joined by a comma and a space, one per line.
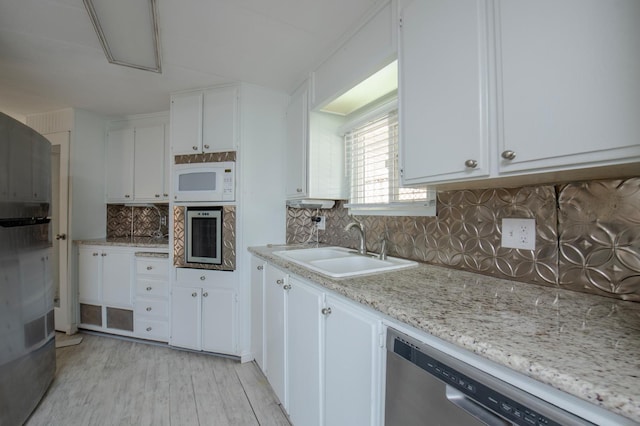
200, 276, 206, 281
146, 286, 152, 291
155, 194, 160, 198
192, 146, 198, 151
276, 279, 284, 285
283, 284, 291, 290
101, 253, 107, 257
296, 188, 303, 193
501, 150, 516, 160
163, 193, 168, 197
55, 233, 67, 240
203, 292, 208, 297
125, 194, 131, 198
192, 292, 198, 297
257, 265, 263, 271
464, 159, 478, 168
204, 144, 210, 149
92, 252, 99, 256
321, 307, 332, 316
146, 266, 153, 270
146, 327, 152, 332
146, 307, 152, 312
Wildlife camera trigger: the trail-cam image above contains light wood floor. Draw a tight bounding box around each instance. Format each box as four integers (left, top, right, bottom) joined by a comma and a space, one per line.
26, 333, 290, 426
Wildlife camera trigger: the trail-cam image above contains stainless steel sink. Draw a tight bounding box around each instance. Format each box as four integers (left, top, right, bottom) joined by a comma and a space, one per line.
274, 246, 417, 278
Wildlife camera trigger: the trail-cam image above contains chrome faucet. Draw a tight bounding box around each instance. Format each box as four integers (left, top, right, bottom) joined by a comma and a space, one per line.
378, 237, 388, 260
345, 220, 367, 255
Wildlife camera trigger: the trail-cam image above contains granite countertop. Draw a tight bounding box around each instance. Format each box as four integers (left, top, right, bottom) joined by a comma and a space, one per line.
249, 244, 640, 423
75, 237, 169, 248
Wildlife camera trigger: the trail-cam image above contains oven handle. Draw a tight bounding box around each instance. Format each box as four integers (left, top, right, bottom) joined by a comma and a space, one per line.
446, 385, 510, 426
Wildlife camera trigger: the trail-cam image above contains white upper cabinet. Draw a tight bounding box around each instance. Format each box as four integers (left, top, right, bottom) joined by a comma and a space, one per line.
106, 128, 135, 202
285, 83, 308, 199
106, 117, 168, 203
496, 0, 640, 174
400, 0, 490, 184
134, 125, 166, 201
170, 86, 238, 155
400, 0, 640, 187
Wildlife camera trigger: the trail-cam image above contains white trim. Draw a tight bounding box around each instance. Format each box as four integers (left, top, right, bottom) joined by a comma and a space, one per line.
345, 198, 437, 217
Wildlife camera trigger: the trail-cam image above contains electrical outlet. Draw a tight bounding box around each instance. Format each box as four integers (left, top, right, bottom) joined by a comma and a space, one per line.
501, 218, 536, 250
317, 216, 326, 230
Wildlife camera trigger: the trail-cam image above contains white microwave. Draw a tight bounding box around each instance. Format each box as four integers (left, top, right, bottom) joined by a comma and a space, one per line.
173, 162, 235, 202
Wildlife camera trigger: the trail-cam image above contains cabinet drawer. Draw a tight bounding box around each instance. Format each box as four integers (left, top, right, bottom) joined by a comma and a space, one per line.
136, 258, 169, 277
135, 318, 168, 342
136, 279, 169, 297
175, 268, 236, 288
135, 298, 168, 319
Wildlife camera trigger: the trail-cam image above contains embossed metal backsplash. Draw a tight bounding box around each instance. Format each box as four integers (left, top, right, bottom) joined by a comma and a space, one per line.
107, 204, 169, 238
174, 151, 236, 164
286, 177, 640, 301
173, 205, 236, 270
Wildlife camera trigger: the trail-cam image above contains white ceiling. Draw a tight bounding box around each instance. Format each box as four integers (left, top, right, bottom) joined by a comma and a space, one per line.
0, 0, 382, 119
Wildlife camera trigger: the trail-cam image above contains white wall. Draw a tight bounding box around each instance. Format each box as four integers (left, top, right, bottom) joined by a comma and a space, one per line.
237, 83, 289, 359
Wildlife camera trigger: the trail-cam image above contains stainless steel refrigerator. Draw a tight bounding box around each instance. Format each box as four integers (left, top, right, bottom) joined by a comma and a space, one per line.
0, 112, 55, 425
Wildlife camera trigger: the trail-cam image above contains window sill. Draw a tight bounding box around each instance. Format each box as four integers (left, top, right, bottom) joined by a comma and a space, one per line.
344, 201, 437, 217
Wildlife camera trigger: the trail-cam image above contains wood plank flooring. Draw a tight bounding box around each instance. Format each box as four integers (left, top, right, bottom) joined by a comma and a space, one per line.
26, 333, 290, 426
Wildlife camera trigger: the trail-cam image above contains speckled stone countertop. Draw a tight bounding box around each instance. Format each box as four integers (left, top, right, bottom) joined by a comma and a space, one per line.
249, 245, 640, 423
75, 237, 169, 248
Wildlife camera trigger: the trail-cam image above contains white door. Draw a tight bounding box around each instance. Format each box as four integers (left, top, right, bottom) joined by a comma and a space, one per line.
170, 286, 201, 350
101, 249, 132, 307
134, 125, 165, 201
201, 288, 236, 355
45, 131, 71, 333
264, 264, 287, 408
106, 128, 134, 202
250, 257, 265, 370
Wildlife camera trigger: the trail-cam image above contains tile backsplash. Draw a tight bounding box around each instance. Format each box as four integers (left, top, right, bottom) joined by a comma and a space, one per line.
286, 177, 640, 301
107, 204, 169, 238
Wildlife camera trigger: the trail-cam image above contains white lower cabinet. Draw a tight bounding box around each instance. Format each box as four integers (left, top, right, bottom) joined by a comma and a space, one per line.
134, 256, 170, 342
250, 257, 265, 370
170, 268, 237, 355
256, 259, 383, 425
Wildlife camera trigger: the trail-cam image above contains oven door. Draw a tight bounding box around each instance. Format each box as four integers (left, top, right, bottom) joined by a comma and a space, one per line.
185, 208, 222, 264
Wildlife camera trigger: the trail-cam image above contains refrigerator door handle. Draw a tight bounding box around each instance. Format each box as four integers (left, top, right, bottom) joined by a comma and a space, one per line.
0, 217, 51, 228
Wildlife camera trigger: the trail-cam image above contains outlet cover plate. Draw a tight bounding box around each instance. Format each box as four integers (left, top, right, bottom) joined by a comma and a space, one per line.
317, 216, 326, 230
501, 218, 536, 250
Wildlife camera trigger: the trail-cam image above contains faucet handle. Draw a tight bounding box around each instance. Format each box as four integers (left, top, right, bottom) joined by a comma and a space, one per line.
378, 237, 388, 260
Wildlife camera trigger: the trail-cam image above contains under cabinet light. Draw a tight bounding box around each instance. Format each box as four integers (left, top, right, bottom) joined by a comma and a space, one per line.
83, 0, 162, 73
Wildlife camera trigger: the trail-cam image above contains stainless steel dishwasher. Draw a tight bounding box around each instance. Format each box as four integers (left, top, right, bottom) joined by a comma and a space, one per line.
385, 328, 593, 426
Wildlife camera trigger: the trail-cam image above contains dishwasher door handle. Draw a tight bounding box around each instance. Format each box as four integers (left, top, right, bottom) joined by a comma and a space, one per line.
446, 386, 510, 426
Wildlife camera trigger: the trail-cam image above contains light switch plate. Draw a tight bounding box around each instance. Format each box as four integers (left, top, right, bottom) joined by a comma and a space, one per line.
501, 218, 536, 250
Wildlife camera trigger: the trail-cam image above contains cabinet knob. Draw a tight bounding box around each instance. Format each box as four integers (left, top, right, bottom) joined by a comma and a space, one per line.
34, 192, 38, 198
55, 233, 67, 240
203, 292, 208, 297
296, 188, 303, 193
283, 284, 291, 290
501, 150, 516, 160
146, 286, 152, 291
146, 307, 152, 312
163, 193, 168, 197
276, 279, 284, 285
92, 252, 99, 256
204, 144, 210, 149
257, 265, 263, 271
101, 253, 107, 257
192, 292, 198, 297
146, 327, 152, 332
321, 307, 332, 316
192, 146, 198, 151
200, 276, 206, 281
464, 159, 478, 168
155, 194, 160, 198
146, 266, 153, 270
125, 194, 131, 198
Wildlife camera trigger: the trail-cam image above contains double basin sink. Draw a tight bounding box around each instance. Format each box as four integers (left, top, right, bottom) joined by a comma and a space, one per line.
274, 246, 417, 278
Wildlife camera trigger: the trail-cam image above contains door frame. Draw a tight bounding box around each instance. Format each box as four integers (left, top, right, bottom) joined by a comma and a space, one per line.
45, 131, 74, 334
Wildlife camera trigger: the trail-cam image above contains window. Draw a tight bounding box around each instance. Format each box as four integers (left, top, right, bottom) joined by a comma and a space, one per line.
344, 105, 436, 216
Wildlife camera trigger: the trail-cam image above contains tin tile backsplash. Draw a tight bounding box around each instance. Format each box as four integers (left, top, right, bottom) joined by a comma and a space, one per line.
286, 177, 640, 301
107, 204, 169, 238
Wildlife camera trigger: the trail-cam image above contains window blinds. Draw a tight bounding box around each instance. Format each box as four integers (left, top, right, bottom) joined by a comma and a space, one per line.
345, 109, 430, 208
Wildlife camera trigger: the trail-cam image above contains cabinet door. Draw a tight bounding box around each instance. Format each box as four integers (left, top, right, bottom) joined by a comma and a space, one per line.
203, 86, 237, 153
201, 288, 236, 355
78, 247, 101, 303
399, 0, 490, 185
106, 128, 135, 202
285, 84, 308, 198
250, 257, 265, 370
324, 295, 381, 426
170, 286, 201, 350
101, 249, 132, 307
287, 278, 322, 426
8, 123, 32, 201
134, 125, 165, 201
497, 0, 640, 174
170, 92, 203, 155
264, 264, 287, 408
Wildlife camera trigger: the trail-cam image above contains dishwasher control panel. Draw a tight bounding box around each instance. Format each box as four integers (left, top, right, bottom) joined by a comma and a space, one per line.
388, 330, 594, 426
